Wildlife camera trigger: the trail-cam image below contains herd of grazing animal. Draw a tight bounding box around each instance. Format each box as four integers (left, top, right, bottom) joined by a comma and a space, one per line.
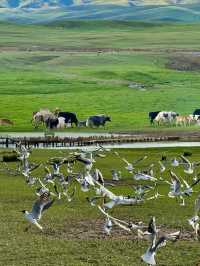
31, 108, 200, 130
32, 108, 111, 130
149, 109, 200, 127
1, 108, 200, 130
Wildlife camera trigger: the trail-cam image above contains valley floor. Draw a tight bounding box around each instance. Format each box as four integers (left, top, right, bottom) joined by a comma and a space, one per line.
0, 22, 200, 132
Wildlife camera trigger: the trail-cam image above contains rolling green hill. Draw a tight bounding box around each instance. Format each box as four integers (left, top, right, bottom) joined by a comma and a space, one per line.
0, 21, 200, 132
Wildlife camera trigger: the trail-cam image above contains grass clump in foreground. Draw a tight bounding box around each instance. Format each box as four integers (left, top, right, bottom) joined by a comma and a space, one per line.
0, 147, 200, 266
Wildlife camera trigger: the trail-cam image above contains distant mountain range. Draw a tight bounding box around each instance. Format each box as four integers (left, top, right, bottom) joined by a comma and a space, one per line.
1, 0, 200, 23
1, 1, 200, 9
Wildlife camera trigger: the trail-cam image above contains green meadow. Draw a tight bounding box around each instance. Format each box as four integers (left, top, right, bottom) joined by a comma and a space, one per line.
0, 147, 200, 265
1, 21, 200, 132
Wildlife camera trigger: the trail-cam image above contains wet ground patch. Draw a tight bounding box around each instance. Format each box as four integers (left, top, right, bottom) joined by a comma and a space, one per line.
166, 55, 200, 71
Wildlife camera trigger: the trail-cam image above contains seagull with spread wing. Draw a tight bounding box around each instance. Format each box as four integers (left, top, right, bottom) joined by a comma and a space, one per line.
141, 217, 180, 265
21, 192, 55, 231
98, 205, 144, 233
188, 194, 200, 240
95, 181, 141, 209
115, 153, 147, 174
158, 161, 166, 173
138, 216, 158, 241
133, 172, 157, 182
180, 155, 200, 174
168, 170, 185, 205
141, 231, 180, 265
75, 152, 95, 172
132, 185, 155, 201
168, 170, 200, 206
121, 157, 134, 173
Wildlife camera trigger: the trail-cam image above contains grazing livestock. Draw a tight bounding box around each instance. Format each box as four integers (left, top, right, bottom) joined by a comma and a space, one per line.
148, 111, 161, 125
57, 117, 66, 129
176, 115, 194, 127
32, 109, 55, 128
78, 120, 87, 128
192, 109, 200, 122
58, 112, 78, 127
86, 114, 111, 128
193, 115, 200, 121
45, 117, 59, 129
193, 109, 200, 116
0, 118, 14, 126
46, 117, 66, 129
154, 111, 178, 126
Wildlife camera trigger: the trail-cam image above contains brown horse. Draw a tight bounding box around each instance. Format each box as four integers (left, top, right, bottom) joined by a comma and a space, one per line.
0, 119, 14, 126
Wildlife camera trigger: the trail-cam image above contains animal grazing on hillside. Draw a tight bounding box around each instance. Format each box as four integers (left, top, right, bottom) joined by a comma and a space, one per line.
58, 112, 78, 127
57, 117, 66, 129
45, 117, 66, 129
193, 109, 200, 116
154, 111, 179, 126
148, 111, 161, 125
32, 109, 55, 128
193, 115, 200, 122
86, 114, 111, 128
78, 120, 87, 127
0, 118, 14, 126
175, 115, 194, 127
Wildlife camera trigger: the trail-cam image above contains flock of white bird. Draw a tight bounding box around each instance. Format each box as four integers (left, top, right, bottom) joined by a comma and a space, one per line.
2, 142, 200, 265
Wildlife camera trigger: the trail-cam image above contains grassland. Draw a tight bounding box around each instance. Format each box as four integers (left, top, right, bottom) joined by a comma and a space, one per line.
0, 147, 200, 266
1, 21, 200, 132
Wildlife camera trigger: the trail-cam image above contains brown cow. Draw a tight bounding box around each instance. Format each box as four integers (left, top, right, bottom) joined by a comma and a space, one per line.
175, 115, 194, 127
0, 119, 14, 126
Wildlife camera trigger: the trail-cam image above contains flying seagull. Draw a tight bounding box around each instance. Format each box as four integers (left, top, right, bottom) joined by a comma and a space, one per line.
168, 170, 184, 205
158, 161, 166, 173
188, 194, 200, 240
132, 185, 154, 201
98, 206, 143, 233
21, 192, 55, 231
139, 216, 158, 242
180, 155, 200, 175
168, 170, 200, 206
133, 172, 157, 182
95, 181, 141, 209
141, 217, 180, 265
141, 232, 180, 265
